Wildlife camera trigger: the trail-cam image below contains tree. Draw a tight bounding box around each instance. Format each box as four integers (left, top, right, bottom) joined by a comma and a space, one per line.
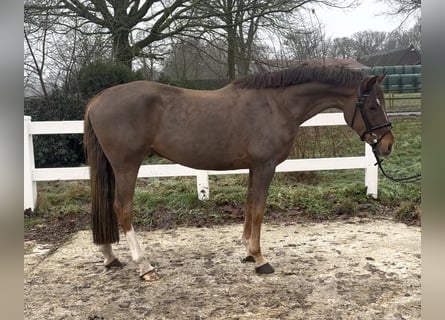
25, 0, 203, 68
384, 17, 421, 51
283, 27, 329, 62
379, 0, 420, 23
351, 30, 387, 59
24, 5, 57, 98
24, 0, 361, 88
329, 37, 356, 59
24, 3, 113, 97
195, 0, 359, 79
161, 37, 227, 81
194, 0, 277, 79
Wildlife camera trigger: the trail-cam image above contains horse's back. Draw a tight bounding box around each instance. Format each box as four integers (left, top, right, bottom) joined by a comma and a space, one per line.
87, 81, 171, 112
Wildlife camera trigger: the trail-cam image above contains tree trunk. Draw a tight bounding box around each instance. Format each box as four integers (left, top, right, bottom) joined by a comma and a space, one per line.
112, 30, 133, 68
227, 26, 237, 80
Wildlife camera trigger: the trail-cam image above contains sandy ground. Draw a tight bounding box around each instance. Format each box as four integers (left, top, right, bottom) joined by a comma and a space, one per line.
24, 219, 420, 320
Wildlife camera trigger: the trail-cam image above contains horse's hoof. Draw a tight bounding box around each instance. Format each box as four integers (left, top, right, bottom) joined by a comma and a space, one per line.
140, 269, 161, 282
105, 258, 123, 270
255, 263, 275, 274
241, 255, 255, 263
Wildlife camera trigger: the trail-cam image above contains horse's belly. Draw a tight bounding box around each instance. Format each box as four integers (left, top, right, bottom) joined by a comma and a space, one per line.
152, 139, 250, 171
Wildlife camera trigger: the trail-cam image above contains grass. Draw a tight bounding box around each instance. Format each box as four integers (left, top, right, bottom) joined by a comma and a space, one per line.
27, 116, 421, 229
377, 117, 421, 203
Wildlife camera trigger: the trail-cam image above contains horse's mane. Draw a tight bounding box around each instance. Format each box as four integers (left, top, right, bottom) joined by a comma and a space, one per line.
232, 63, 365, 89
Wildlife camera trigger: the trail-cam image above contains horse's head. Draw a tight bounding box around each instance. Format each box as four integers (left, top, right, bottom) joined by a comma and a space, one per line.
346, 73, 394, 156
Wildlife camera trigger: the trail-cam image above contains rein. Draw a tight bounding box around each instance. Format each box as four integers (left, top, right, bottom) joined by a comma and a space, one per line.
353, 92, 421, 183
371, 150, 421, 183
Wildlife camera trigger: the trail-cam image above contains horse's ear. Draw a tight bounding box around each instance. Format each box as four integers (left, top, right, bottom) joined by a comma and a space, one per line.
376, 72, 387, 83
361, 75, 378, 94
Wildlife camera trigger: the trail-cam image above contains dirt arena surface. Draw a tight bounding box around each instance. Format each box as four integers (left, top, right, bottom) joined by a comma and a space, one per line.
24, 219, 420, 319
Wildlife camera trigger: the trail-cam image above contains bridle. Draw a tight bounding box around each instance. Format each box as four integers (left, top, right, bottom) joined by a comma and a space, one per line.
350, 90, 392, 148
351, 88, 421, 183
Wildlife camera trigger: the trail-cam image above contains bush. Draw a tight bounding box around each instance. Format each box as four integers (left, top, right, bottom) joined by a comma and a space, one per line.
25, 89, 85, 168
74, 61, 144, 97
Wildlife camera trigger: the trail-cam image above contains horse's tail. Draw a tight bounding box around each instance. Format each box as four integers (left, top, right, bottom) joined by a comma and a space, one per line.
84, 109, 119, 244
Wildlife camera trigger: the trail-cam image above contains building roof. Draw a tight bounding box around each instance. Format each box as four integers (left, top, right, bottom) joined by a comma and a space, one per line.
358, 44, 421, 67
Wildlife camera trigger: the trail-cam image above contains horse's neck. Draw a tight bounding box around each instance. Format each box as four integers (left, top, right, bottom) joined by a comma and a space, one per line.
280, 84, 355, 124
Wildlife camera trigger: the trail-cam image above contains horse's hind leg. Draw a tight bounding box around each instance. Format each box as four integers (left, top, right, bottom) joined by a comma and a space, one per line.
113, 166, 160, 281
241, 171, 255, 263
99, 243, 119, 267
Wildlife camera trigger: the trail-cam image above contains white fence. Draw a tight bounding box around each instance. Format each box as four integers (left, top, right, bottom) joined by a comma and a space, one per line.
24, 114, 379, 210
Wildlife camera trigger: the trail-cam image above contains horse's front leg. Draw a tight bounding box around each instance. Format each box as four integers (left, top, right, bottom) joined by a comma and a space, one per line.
243, 163, 275, 274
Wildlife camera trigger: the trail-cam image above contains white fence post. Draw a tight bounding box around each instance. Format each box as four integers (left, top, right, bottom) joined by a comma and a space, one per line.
24, 116, 37, 210
196, 171, 210, 200
365, 144, 378, 198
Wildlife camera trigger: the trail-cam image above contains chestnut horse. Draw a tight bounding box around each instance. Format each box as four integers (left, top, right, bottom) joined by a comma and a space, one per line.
84, 63, 394, 281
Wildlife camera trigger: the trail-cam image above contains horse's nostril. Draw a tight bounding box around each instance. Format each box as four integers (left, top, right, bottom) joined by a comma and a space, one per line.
388, 143, 393, 153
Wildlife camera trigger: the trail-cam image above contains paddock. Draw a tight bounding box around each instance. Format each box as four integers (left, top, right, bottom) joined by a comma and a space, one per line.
25, 219, 420, 319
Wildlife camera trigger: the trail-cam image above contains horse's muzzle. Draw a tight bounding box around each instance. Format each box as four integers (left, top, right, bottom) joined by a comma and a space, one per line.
371, 131, 394, 157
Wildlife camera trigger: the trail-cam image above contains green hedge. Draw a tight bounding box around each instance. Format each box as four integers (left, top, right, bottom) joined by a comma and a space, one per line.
24, 90, 86, 168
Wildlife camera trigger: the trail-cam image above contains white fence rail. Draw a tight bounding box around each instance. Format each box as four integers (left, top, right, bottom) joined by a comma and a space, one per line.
24, 114, 378, 210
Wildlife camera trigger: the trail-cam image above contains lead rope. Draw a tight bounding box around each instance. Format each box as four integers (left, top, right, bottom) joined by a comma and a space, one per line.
372, 148, 421, 183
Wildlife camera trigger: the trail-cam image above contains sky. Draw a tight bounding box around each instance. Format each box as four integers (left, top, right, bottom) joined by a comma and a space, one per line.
310, 0, 418, 38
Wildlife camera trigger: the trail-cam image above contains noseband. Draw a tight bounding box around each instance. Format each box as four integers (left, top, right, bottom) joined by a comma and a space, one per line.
350, 92, 392, 147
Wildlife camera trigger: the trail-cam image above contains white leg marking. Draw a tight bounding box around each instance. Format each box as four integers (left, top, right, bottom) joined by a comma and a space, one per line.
98, 244, 116, 266
125, 226, 155, 276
